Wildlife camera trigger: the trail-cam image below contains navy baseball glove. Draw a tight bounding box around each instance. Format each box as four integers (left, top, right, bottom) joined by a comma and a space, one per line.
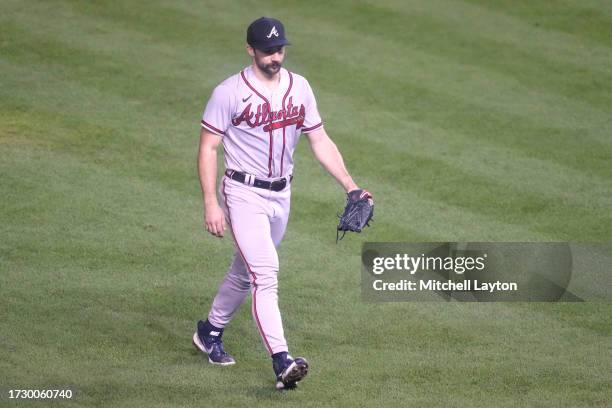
336, 189, 374, 242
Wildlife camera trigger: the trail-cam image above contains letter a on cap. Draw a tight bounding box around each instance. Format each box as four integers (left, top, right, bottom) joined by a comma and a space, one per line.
266, 26, 279, 38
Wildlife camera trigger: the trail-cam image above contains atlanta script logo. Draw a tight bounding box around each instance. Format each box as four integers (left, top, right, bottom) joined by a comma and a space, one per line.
232, 96, 305, 132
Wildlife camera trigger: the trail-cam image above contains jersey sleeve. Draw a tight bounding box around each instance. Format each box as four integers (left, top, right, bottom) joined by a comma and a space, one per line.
201, 84, 233, 136
300, 80, 323, 134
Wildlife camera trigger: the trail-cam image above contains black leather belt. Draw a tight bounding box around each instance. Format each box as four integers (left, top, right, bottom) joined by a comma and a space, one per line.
225, 170, 292, 192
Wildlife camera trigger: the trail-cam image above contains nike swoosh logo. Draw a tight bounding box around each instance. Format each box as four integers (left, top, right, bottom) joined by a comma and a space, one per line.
194, 332, 214, 353
200, 338, 213, 353
242, 94, 252, 103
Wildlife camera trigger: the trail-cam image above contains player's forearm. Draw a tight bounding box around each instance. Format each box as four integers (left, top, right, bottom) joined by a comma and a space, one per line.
309, 135, 358, 193
198, 143, 220, 207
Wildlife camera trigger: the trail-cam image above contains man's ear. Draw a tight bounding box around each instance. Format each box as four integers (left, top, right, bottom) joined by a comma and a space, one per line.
246, 45, 255, 57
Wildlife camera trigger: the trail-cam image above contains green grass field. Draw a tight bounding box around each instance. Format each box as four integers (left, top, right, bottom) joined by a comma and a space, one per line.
1, 1, 611, 407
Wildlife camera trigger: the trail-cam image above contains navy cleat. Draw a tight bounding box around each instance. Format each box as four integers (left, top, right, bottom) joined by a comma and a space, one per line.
273, 353, 309, 390
192, 320, 235, 366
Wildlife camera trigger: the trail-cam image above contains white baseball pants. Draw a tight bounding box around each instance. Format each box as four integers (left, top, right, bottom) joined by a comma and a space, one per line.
207, 175, 291, 355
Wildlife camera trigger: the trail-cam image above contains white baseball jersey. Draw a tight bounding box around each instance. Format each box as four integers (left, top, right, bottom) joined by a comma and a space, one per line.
201, 66, 323, 179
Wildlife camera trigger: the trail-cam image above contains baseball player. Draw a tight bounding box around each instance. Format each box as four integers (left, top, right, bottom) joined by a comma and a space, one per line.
193, 16, 370, 390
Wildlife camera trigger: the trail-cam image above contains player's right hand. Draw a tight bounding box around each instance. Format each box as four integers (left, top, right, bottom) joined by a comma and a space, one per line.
204, 203, 227, 238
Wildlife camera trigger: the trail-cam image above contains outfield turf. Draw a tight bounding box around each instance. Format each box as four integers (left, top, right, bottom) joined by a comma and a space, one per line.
1, 1, 611, 407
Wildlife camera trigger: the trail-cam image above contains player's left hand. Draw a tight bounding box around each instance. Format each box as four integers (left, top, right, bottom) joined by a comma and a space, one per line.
336, 189, 374, 242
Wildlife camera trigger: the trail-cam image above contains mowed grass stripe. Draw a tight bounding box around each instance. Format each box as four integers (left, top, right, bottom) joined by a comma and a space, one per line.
305, 0, 612, 78
282, 3, 611, 165
0, 13, 233, 191
0, 99, 201, 198
277, 299, 610, 406
0, 0, 251, 85
463, 0, 612, 46
307, 92, 611, 240
338, 108, 610, 211
292, 145, 555, 241
283, 270, 611, 403
311, 82, 611, 215
0, 143, 229, 287
0, 5, 237, 80
0, 144, 227, 265
298, 55, 611, 186
295, 21, 611, 151
0, 21, 211, 127
336, 134, 611, 239
285, 1, 612, 120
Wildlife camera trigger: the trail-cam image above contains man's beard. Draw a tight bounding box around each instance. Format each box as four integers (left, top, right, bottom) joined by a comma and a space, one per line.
257, 60, 281, 77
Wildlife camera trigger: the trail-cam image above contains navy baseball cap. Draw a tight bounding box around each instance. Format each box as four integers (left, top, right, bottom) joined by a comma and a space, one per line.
247, 17, 291, 50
